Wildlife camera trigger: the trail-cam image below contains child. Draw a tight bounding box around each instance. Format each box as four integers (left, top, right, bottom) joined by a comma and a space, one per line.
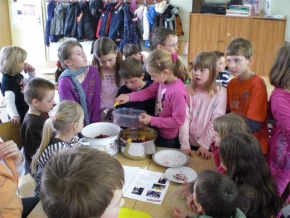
212, 113, 250, 173
116, 57, 155, 116
57, 40, 101, 126
179, 51, 227, 158
150, 27, 178, 54
267, 44, 290, 203
226, 37, 269, 154
213, 50, 231, 88
40, 146, 125, 218
21, 78, 55, 174
91, 37, 123, 121
122, 44, 151, 81
0, 46, 35, 125
31, 100, 84, 196
0, 140, 39, 217
220, 133, 282, 218
172, 170, 246, 218
116, 50, 189, 149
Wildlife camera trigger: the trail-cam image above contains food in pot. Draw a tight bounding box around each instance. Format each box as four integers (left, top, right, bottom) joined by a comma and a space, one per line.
126, 136, 148, 143
95, 134, 109, 139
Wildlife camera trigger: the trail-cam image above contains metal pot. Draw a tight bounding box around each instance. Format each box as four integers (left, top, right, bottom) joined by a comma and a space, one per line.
119, 127, 157, 160
81, 122, 121, 155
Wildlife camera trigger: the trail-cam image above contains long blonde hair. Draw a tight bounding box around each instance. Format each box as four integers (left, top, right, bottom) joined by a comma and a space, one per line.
213, 113, 250, 139
188, 51, 220, 96
0, 46, 27, 75
31, 100, 84, 175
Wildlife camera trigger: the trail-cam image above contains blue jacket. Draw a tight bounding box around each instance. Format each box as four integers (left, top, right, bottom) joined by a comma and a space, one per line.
64, 2, 80, 38
45, 0, 59, 46
108, 2, 124, 43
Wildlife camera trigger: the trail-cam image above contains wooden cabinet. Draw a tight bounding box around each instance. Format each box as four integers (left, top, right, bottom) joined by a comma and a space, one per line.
188, 13, 286, 76
0, 1, 12, 49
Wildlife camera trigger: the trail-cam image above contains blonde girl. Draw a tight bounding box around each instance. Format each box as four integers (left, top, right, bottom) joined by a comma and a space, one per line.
31, 100, 84, 196
116, 50, 189, 149
179, 51, 227, 158
212, 113, 250, 173
57, 40, 101, 125
267, 44, 290, 203
91, 37, 123, 121
0, 46, 35, 125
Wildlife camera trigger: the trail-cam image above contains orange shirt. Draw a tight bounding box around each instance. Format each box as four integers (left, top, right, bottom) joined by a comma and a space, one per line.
227, 74, 269, 153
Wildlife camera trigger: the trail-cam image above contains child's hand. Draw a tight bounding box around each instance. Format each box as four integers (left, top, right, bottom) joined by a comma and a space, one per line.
182, 148, 193, 157
176, 181, 193, 199
172, 206, 188, 218
24, 62, 35, 72
197, 147, 211, 159
0, 140, 23, 163
115, 94, 130, 105
139, 113, 151, 126
187, 194, 198, 212
10, 116, 20, 126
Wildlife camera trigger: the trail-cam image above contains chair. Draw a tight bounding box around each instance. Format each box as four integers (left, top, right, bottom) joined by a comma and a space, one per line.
177, 40, 188, 55
0, 121, 22, 149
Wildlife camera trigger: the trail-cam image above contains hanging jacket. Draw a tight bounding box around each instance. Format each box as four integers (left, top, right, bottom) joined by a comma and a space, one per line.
50, 2, 67, 36
45, 0, 59, 46
119, 2, 140, 51
77, 2, 96, 41
109, 2, 124, 43
64, 2, 80, 38
147, 5, 159, 32
98, 3, 116, 37
90, 0, 104, 22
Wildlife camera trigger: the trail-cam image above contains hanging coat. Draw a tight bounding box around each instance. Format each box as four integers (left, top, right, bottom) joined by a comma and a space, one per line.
77, 2, 97, 41
108, 2, 124, 43
50, 2, 67, 36
45, 0, 59, 46
64, 2, 80, 38
98, 3, 116, 37
119, 2, 140, 51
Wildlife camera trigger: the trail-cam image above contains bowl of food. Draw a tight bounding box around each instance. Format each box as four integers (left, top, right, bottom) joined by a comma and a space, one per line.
81, 122, 121, 155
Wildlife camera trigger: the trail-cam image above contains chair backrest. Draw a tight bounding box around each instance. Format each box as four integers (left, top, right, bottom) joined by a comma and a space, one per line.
0, 122, 22, 149
177, 40, 188, 55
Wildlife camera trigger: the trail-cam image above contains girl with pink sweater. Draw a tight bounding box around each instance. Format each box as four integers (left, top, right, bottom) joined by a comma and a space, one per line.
179, 52, 227, 158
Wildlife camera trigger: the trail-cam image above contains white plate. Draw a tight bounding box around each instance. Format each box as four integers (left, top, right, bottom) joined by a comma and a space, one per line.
152, 149, 189, 167
165, 166, 197, 183
39, 68, 56, 74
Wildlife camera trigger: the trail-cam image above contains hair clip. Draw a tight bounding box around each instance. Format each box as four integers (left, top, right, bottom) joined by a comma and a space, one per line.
172, 53, 178, 63
56, 60, 61, 67
155, 59, 161, 67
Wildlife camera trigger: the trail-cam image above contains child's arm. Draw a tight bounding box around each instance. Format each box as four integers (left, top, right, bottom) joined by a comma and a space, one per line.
4, 91, 20, 126
128, 82, 158, 102
247, 78, 268, 132
22, 62, 36, 86
179, 104, 193, 156
197, 88, 227, 150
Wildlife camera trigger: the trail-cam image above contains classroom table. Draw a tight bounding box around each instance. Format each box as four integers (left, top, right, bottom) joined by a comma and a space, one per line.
27, 149, 216, 218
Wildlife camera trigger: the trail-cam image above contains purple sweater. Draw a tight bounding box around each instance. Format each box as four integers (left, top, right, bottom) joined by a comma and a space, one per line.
129, 79, 187, 139
58, 66, 101, 124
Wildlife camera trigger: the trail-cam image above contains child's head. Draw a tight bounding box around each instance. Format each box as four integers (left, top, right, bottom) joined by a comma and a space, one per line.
150, 27, 178, 54
226, 38, 253, 76
24, 78, 55, 113
213, 51, 226, 73
31, 100, 84, 175
0, 46, 27, 75
219, 133, 282, 217
122, 44, 142, 59
190, 51, 218, 93
193, 170, 238, 217
269, 44, 290, 89
119, 57, 145, 91
213, 113, 249, 147
40, 146, 124, 218
58, 40, 86, 71
91, 37, 122, 85
144, 49, 189, 84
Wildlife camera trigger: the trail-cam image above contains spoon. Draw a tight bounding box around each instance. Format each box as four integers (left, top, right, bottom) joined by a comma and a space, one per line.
103, 102, 119, 114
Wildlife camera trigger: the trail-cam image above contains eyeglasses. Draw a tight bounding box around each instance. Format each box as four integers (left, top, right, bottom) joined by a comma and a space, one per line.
161, 43, 179, 48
